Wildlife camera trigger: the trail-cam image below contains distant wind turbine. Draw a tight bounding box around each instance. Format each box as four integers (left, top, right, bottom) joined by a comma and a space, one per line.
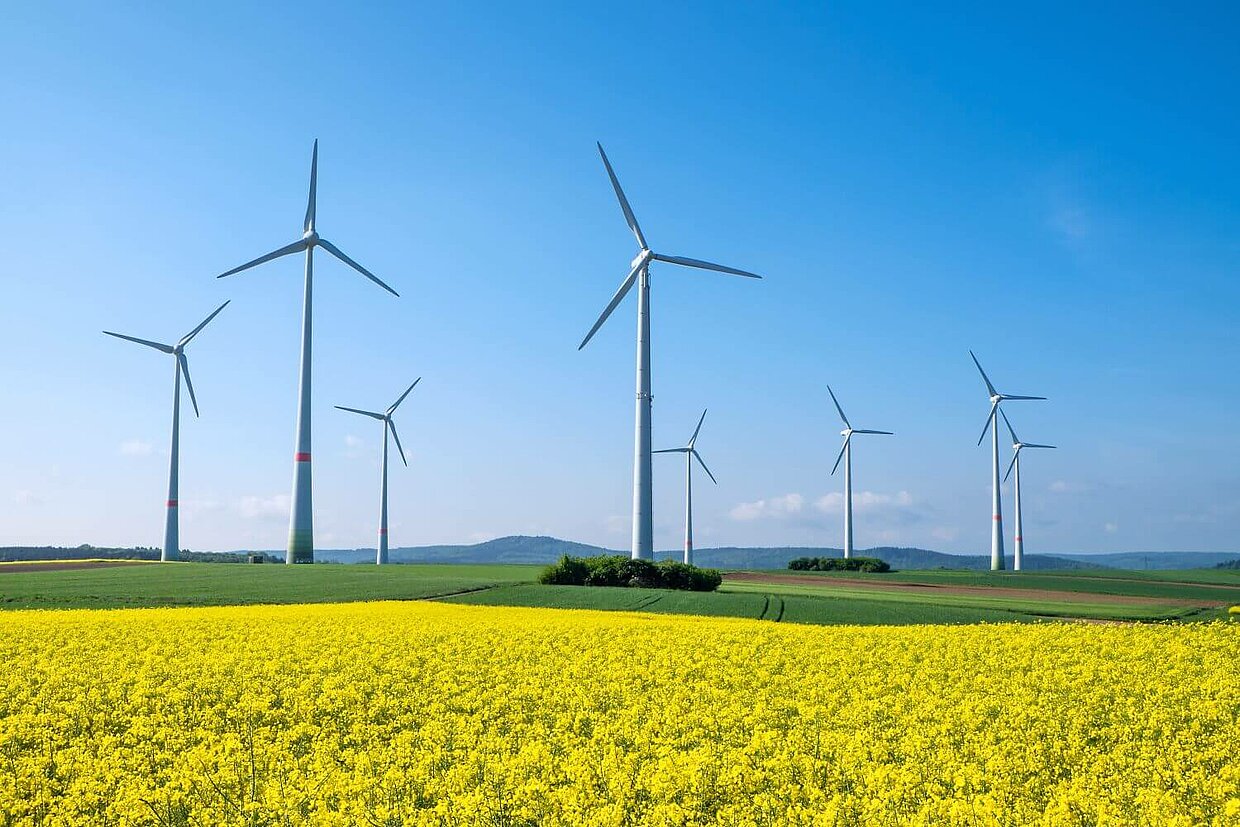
654, 409, 717, 565
970, 351, 1045, 571
336, 378, 420, 565
827, 385, 892, 560
1000, 408, 1055, 572
104, 301, 229, 562
579, 143, 763, 560
217, 140, 398, 564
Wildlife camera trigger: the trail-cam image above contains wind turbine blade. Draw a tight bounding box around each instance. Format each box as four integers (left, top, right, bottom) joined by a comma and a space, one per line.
826, 385, 850, 428
854, 429, 894, 435
388, 420, 408, 467
179, 300, 230, 347
387, 377, 421, 414
334, 405, 385, 421
650, 253, 762, 279
688, 409, 708, 447
304, 139, 318, 234
217, 239, 307, 279
103, 331, 175, 354
596, 143, 646, 249
830, 436, 849, 476
653, 448, 688, 454
578, 260, 641, 350
1000, 394, 1047, 401
969, 350, 998, 397
977, 402, 998, 446
692, 449, 717, 485
178, 353, 200, 417
317, 238, 399, 297
999, 407, 1019, 444
1004, 450, 1018, 482
1025, 443, 1057, 450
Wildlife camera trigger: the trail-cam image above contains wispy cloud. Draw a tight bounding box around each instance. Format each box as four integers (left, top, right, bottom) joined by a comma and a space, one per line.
14, 489, 42, 507
729, 493, 804, 521
814, 490, 914, 514
1104, 522, 1118, 534
119, 439, 154, 457
1049, 479, 1093, 494
238, 494, 290, 522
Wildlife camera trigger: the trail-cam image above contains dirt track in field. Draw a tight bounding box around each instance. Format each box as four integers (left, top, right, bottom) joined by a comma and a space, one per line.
0, 560, 153, 574
723, 571, 1209, 606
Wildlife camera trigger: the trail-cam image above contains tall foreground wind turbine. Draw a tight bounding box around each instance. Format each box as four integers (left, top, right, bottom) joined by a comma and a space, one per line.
970, 351, 1045, 571
218, 141, 398, 564
827, 386, 892, 559
579, 143, 762, 560
654, 409, 717, 565
336, 378, 420, 565
104, 301, 229, 562
1000, 409, 1055, 572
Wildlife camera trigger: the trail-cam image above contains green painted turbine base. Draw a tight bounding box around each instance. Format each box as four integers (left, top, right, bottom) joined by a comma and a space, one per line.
287, 531, 314, 565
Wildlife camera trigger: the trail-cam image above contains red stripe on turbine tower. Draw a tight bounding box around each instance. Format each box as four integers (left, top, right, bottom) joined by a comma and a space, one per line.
167, 500, 178, 507
378, 528, 388, 535
993, 514, 1002, 520
295, 452, 311, 462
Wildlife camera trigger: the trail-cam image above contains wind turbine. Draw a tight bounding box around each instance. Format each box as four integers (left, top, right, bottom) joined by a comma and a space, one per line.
336, 378, 420, 565
970, 351, 1045, 571
217, 140, 398, 564
1000, 408, 1055, 572
827, 385, 892, 560
104, 301, 229, 562
654, 409, 716, 565
578, 143, 763, 560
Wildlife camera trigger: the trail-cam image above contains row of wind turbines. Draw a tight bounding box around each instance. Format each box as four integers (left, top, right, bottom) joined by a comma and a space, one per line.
105, 140, 1054, 571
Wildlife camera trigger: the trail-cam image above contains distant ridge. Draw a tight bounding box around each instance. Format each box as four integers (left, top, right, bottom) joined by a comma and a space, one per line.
5, 538, 1235, 571
313, 536, 1102, 571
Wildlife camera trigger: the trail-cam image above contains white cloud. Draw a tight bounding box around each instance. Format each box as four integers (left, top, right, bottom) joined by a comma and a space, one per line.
1104, 522, 1118, 534
238, 494, 291, 522
119, 439, 154, 457
1048, 206, 1089, 241
344, 435, 363, 448
1049, 480, 1092, 494
814, 490, 914, 514
14, 490, 42, 507
729, 493, 804, 521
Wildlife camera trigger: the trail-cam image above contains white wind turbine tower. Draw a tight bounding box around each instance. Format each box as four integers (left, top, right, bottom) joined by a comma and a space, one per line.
104, 301, 229, 562
217, 140, 398, 564
827, 385, 893, 560
654, 409, 717, 565
336, 378, 420, 565
970, 351, 1045, 571
579, 143, 763, 560
999, 408, 1055, 572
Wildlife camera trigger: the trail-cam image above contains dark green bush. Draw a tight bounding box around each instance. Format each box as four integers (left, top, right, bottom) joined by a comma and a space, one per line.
787, 556, 891, 573
538, 554, 722, 591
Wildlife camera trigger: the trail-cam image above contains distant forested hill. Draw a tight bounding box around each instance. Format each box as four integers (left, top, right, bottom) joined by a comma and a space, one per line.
314, 537, 1099, 570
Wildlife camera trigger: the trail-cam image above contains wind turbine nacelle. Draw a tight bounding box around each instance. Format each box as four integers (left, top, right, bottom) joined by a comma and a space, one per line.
631, 250, 650, 270
303, 229, 319, 245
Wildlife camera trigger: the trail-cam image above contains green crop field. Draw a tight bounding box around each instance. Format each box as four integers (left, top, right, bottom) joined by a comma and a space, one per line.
1, 560, 1233, 625
440, 583, 1048, 625
0, 561, 538, 610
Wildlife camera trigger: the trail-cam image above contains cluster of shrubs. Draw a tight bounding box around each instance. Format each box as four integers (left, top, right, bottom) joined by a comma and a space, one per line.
788, 556, 891, 573
539, 554, 722, 592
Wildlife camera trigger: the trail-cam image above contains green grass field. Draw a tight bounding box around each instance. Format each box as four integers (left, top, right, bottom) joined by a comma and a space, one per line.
0, 562, 538, 610
1, 561, 1234, 625
441, 583, 1048, 625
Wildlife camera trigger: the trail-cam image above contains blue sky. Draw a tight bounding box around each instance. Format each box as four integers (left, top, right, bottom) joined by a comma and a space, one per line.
1, 2, 1237, 554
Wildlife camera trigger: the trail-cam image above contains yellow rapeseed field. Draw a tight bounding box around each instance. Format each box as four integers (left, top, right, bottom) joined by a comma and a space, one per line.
1, 602, 1237, 826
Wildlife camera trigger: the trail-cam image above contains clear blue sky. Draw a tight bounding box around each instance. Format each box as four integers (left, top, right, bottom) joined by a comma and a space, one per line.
1, 2, 1236, 554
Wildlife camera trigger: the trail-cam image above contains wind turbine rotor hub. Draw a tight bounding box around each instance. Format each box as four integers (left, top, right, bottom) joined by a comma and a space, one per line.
631, 250, 651, 270
303, 229, 319, 246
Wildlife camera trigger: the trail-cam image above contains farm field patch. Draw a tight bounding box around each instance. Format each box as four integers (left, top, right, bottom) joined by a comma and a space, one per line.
1, 601, 1236, 825
0, 562, 538, 610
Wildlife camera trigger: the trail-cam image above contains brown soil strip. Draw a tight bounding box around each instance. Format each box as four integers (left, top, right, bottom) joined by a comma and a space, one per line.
724, 571, 1206, 606
0, 560, 153, 574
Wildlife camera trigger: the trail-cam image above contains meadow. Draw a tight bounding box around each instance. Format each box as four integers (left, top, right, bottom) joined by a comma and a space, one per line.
2, 561, 1236, 624
1, 601, 1237, 825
